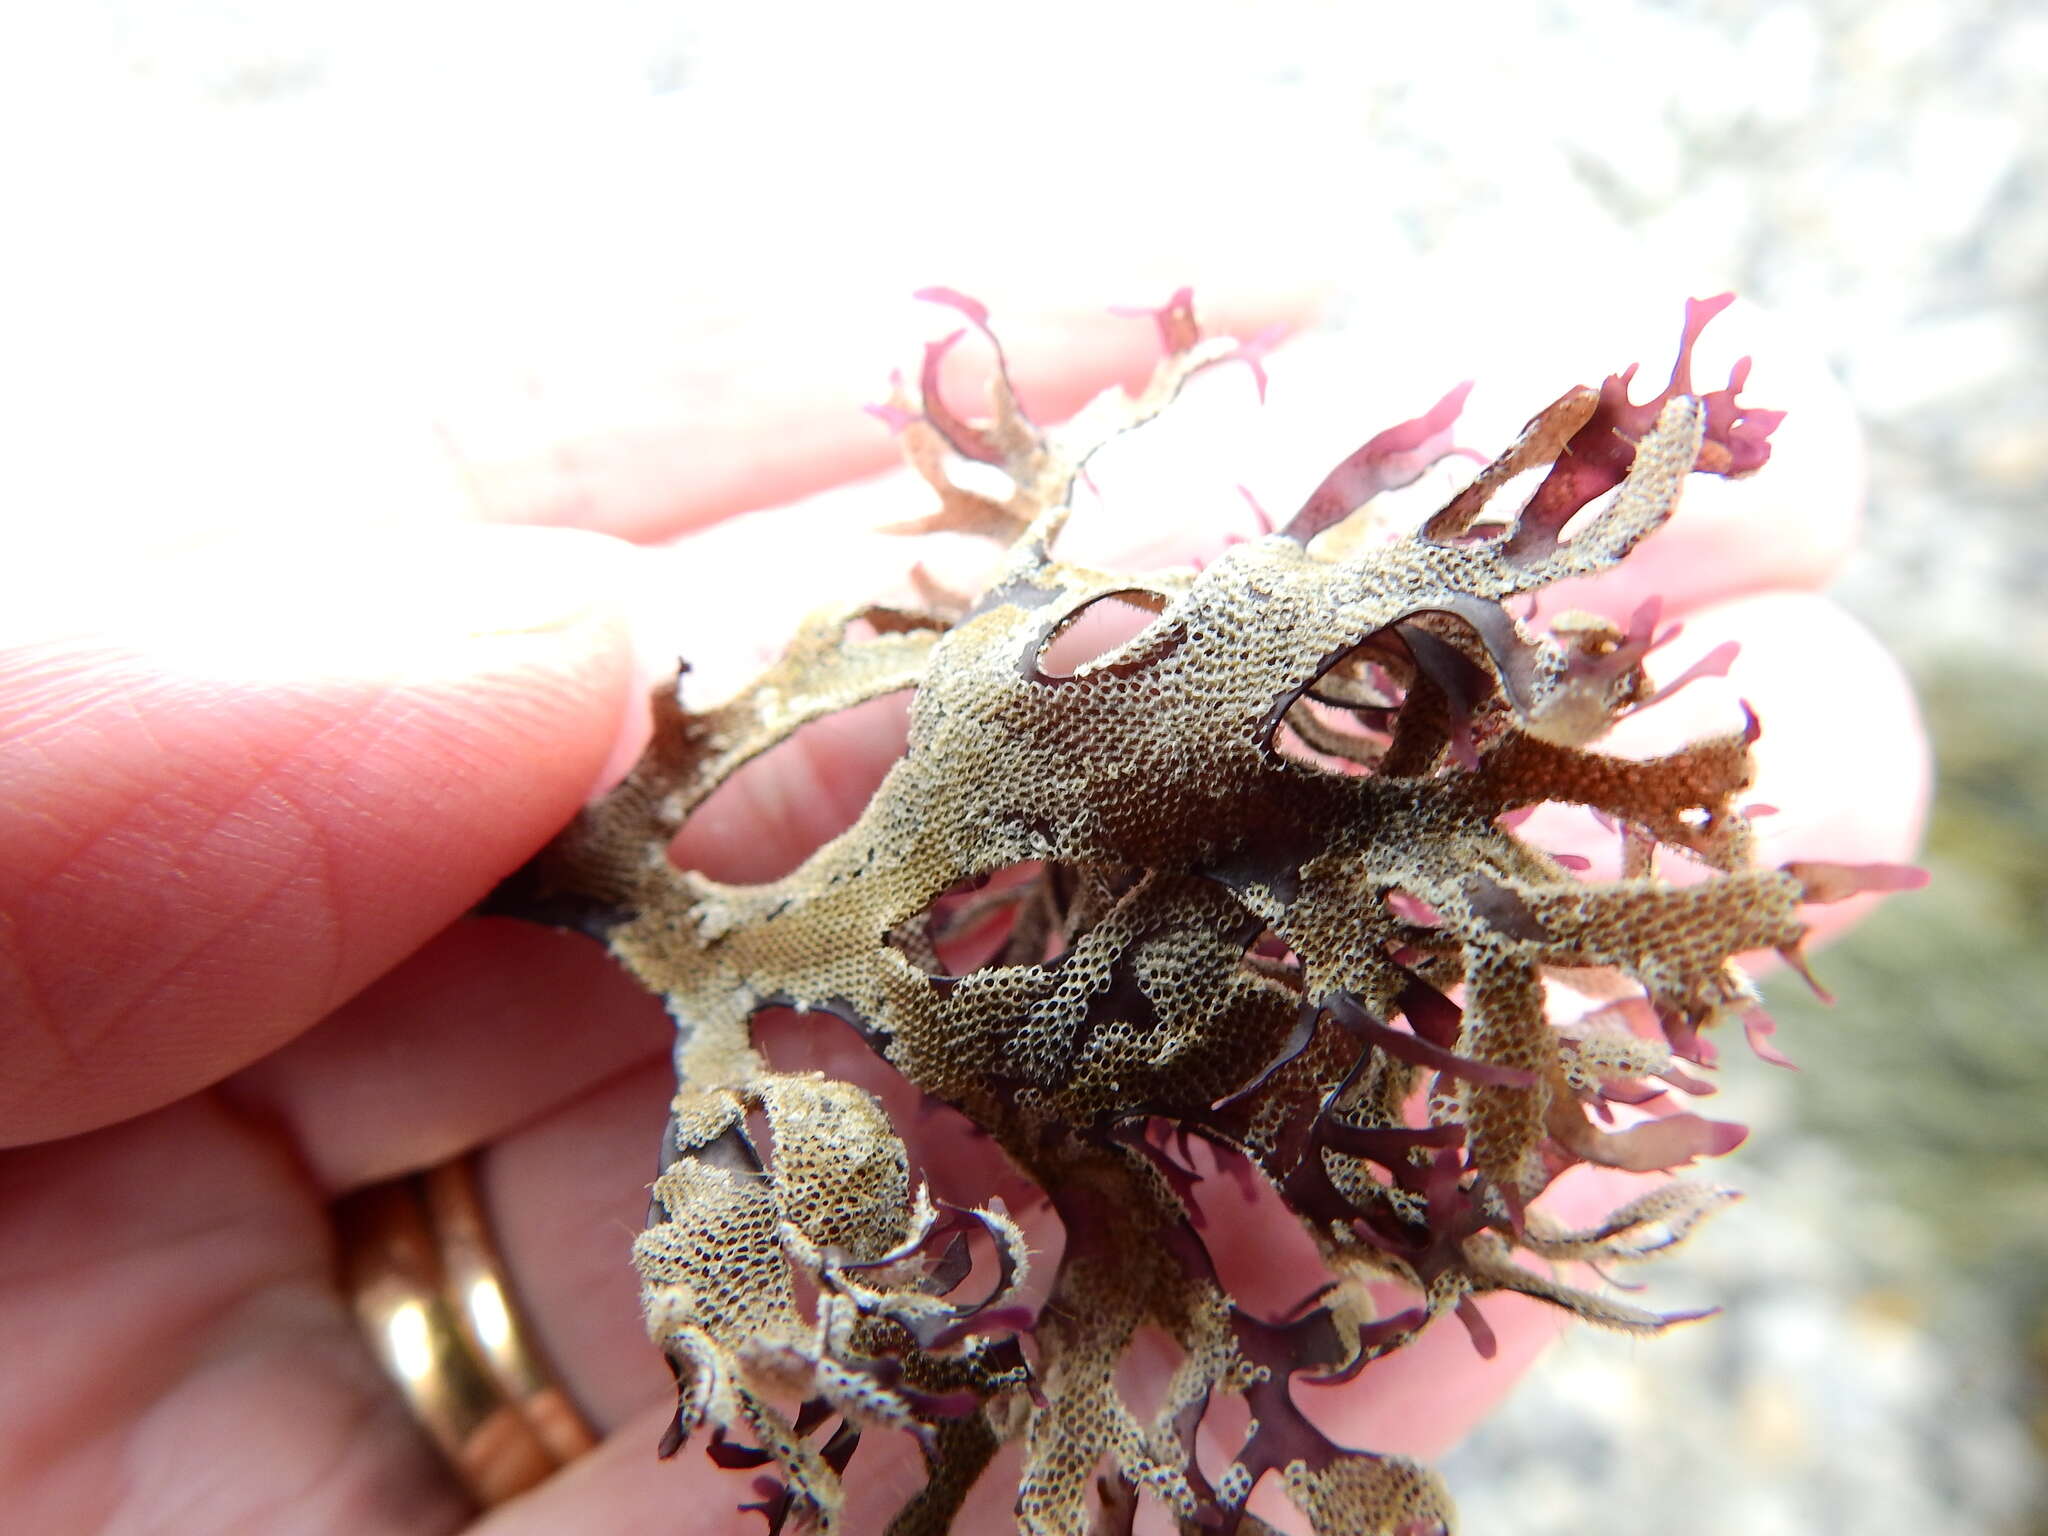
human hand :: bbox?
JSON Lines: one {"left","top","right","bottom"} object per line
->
{"left": 0, "top": 291, "right": 1926, "bottom": 1533}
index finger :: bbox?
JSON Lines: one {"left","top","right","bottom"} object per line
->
{"left": 448, "top": 287, "right": 1324, "bottom": 545}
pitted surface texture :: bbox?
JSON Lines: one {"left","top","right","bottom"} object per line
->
{"left": 501, "top": 292, "right": 1898, "bottom": 1535}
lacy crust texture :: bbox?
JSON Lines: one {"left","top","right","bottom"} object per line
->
{"left": 496, "top": 291, "right": 1911, "bottom": 1535}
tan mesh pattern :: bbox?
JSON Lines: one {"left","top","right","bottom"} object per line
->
{"left": 504, "top": 297, "right": 1844, "bottom": 1533}
{"left": 1283, "top": 1455, "right": 1457, "bottom": 1536}
{"left": 1456, "top": 953, "right": 1553, "bottom": 1196}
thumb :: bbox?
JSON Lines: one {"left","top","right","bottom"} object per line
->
{"left": 0, "top": 524, "right": 634, "bottom": 1147}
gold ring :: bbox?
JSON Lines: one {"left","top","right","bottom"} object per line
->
{"left": 332, "top": 1157, "right": 599, "bottom": 1506}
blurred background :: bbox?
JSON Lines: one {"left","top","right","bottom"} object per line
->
{"left": 4, "top": 2, "right": 2041, "bottom": 1531}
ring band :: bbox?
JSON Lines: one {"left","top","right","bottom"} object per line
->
{"left": 333, "top": 1157, "right": 598, "bottom": 1506}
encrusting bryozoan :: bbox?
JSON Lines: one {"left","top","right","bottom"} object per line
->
{"left": 493, "top": 289, "right": 1923, "bottom": 1535}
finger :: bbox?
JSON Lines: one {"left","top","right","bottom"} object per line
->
{"left": 476, "top": 1059, "right": 679, "bottom": 1433}
{"left": 9, "top": 100, "right": 1328, "bottom": 566}
{"left": 1300, "top": 1295, "right": 1572, "bottom": 1466}
{"left": 476, "top": 1399, "right": 1031, "bottom": 1536}
{"left": 665, "top": 692, "right": 916, "bottom": 883}
{"left": 1515, "top": 589, "right": 1931, "bottom": 953}
{"left": 0, "top": 525, "right": 634, "bottom": 1147}
{"left": 1448, "top": 294, "right": 1866, "bottom": 620}
{"left": 0, "top": 1096, "right": 465, "bottom": 1533}
{"left": 450, "top": 287, "right": 1324, "bottom": 546}
{"left": 221, "top": 919, "right": 672, "bottom": 1194}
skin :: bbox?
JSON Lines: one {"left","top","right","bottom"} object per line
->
{"left": 0, "top": 293, "right": 1927, "bottom": 1535}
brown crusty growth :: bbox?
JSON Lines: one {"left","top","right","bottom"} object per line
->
{"left": 497, "top": 290, "right": 1910, "bottom": 1535}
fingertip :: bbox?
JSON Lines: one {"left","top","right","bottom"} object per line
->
{"left": 1727, "top": 594, "right": 1930, "bottom": 948}
{"left": 1595, "top": 590, "right": 1931, "bottom": 949}
{"left": 1321, "top": 1293, "right": 1572, "bottom": 1464}
{"left": 1526, "top": 299, "right": 1866, "bottom": 620}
